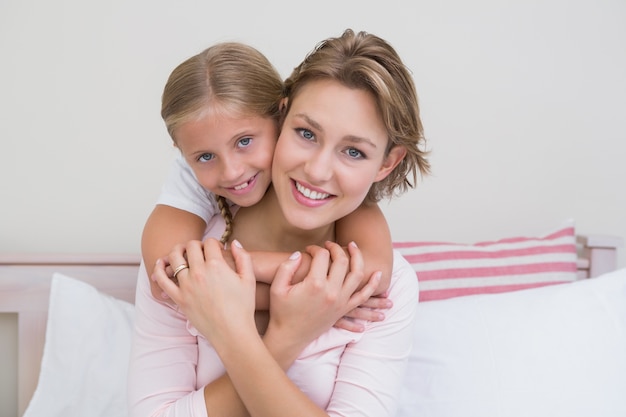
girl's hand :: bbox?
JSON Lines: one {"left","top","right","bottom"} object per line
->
{"left": 264, "top": 241, "right": 381, "bottom": 354}
{"left": 153, "top": 238, "right": 258, "bottom": 345}
{"left": 333, "top": 291, "right": 393, "bottom": 332}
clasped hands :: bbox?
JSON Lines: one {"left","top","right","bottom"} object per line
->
{"left": 152, "top": 238, "right": 392, "bottom": 346}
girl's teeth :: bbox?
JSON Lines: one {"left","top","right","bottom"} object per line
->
{"left": 234, "top": 181, "right": 249, "bottom": 191}
{"left": 296, "top": 182, "right": 330, "bottom": 200}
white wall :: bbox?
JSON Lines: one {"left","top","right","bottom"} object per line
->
{"left": 1, "top": 0, "right": 625, "bottom": 267}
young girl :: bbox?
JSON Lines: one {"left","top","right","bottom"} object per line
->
{"left": 129, "top": 29, "right": 430, "bottom": 416}
{"left": 142, "top": 42, "right": 397, "bottom": 317}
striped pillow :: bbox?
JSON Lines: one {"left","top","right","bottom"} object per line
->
{"left": 394, "top": 220, "right": 578, "bottom": 302}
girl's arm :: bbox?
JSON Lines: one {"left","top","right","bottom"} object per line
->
{"left": 227, "top": 202, "right": 392, "bottom": 293}
{"left": 223, "top": 249, "right": 391, "bottom": 325}
{"left": 145, "top": 204, "right": 390, "bottom": 320}
{"left": 141, "top": 205, "right": 306, "bottom": 310}
{"left": 141, "top": 208, "right": 356, "bottom": 314}
{"left": 335, "top": 202, "right": 393, "bottom": 295}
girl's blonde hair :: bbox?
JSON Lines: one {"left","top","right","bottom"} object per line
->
{"left": 284, "top": 29, "right": 430, "bottom": 203}
{"left": 161, "top": 42, "right": 284, "bottom": 243}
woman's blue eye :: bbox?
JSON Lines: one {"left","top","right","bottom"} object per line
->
{"left": 198, "top": 153, "right": 215, "bottom": 162}
{"left": 346, "top": 148, "right": 364, "bottom": 159}
{"left": 237, "top": 137, "right": 252, "bottom": 148}
{"left": 296, "top": 128, "right": 315, "bottom": 141}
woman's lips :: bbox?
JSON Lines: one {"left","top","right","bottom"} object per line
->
{"left": 291, "top": 180, "right": 334, "bottom": 207}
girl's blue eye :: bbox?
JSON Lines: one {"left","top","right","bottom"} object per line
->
{"left": 198, "top": 153, "right": 215, "bottom": 162}
{"left": 237, "top": 137, "right": 252, "bottom": 148}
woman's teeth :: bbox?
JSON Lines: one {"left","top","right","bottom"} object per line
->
{"left": 295, "top": 182, "right": 330, "bottom": 200}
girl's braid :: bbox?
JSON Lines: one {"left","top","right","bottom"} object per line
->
{"left": 216, "top": 195, "right": 233, "bottom": 245}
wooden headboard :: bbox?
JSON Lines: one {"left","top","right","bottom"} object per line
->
{"left": 0, "top": 253, "right": 140, "bottom": 417}
{"left": 0, "top": 234, "right": 622, "bottom": 416}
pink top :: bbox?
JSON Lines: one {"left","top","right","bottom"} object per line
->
{"left": 128, "top": 251, "right": 418, "bottom": 417}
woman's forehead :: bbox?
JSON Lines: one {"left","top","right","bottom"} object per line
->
{"left": 287, "top": 79, "right": 387, "bottom": 142}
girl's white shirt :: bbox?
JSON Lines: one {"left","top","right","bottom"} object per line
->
{"left": 155, "top": 154, "right": 218, "bottom": 223}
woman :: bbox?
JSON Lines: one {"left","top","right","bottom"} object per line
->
{"left": 129, "top": 28, "right": 429, "bottom": 417}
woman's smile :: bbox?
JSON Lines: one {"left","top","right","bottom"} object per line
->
{"left": 292, "top": 179, "right": 335, "bottom": 207}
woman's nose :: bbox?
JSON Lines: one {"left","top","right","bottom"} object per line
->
{"left": 303, "top": 150, "right": 333, "bottom": 183}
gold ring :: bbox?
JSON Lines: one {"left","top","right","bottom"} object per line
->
{"left": 172, "top": 263, "right": 189, "bottom": 279}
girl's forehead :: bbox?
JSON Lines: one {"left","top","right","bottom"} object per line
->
{"left": 175, "top": 110, "right": 277, "bottom": 150}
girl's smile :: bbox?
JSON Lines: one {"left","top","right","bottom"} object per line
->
{"left": 227, "top": 173, "right": 259, "bottom": 194}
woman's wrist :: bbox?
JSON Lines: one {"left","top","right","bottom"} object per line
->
{"left": 262, "top": 325, "right": 308, "bottom": 370}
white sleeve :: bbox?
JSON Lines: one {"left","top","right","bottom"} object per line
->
{"left": 156, "top": 154, "right": 218, "bottom": 224}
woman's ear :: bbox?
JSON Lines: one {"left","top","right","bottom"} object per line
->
{"left": 278, "top": 97, "right": 289, "bottom": 127}
{"left": 374, "top": 145, "right": 407, "bottom": 182}
{"left": 279, "top": 97, "right": 289, "bottom": 112}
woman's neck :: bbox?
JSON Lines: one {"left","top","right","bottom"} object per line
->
{"left": 230, "top": 185, "right": 335, "bottom": 253}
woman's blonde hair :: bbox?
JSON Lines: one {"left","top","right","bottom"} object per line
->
{"left": 161, "top": 42, "right": 284, "bottom": 243}
{"left": 283, "top": 29, "right": 430, "bottom": 203}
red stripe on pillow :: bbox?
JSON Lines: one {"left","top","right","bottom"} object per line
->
{"left": 402, "top": 244, "right": 576, "bottom": 263}
{"left": 418, "top": 281, "right": 566, "bottom": 302}
{"left": 415, "top": 262, "right": 578, "bottom": 281}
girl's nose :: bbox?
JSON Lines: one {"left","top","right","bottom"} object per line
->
{"left": 220, "top": 158, "right": 244, "bottom": 182}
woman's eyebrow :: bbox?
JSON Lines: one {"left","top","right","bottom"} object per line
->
{"left": 294, "top": 113, "right": 323, "bottom": 132}
{"left": 294, "top": 113, "right": 378, "bottom": 149}
{"left": 345, "top": 135, "right": 378, "bottom": 149}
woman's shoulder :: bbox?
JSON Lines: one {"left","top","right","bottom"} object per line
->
{"left": 389, "top": 250, "right": 419, "bottom": 302}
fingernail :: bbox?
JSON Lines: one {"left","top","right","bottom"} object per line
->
{"left": 349, "top": 241, "right": 358, "bottom": 248}
{"left": 232, "top": 239, "right": 243, "bottom": 248}
{"left": 151, "top": 274, "right": 156, "bottom": 282}
{"left": 161, "top": 292, "right": 169, "bottom": 299}
{"left": 289, "top": 251, "right": 301, "bottom": 260}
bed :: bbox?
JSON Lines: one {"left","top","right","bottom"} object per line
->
{"left": 0, "top": 254, "right": 140, "bottom": 417}
{"left": 1, "top": 222, "right": 625, "bottom": 417}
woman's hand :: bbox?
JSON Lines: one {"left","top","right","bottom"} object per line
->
{"left": 263, "top": 241, "right": 381, "bottom": 366}
{"left": 153, "top": 238, "right": 258, "bottom": 345}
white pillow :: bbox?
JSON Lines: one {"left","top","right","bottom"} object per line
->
{"left": 24, "top": 273, "right": 135, "bottom": 417}
{"left": 396, "top": 268, "right": 626, "bottom": 417}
